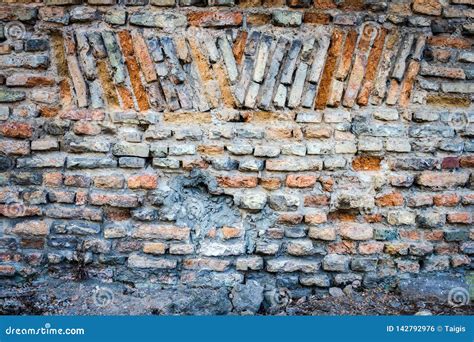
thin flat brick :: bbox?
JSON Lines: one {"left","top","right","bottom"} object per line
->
{"left": 96, "top": 59, "right": 120, "bottom": 108}
{"left": 118, "top": 31, "right": 150, "bottom": 111}
{"left": 357, "top": 27, "right": 387, "bottom": 106}
{"left": 335, "top": 29, "right": 357, "bottom": 81}
{"left": 315, "top": 28, "right": 344, "bottom": 109}
{"left": 131, "top": 31, "right": 158, "bottom": 83}
{"left": 342, "top": 24, "right": 377, "bottom": 108}
{"left": 398, "top": 60, "right": 420, "bottom": 107}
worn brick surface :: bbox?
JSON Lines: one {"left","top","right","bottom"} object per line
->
{"left": 0, "top": 0, "right": 472, "bottom": 315}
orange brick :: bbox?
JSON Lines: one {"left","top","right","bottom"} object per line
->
{"left": 427, "top": 36, "right": 472, "bottom": 49}
{"left": 232, "top": 30, "right": 248, "bottom": 64}
{"left": 128, "top": 174, "right": 158, "bottom": 190}
{"left": 217, "top": 176, "right": 258, "bottom": 188}
{"left": 319, "top": 176, "right": 334, "bottom": 192}
{"left": 197, "top": 144, "right": 225, "bottom": 155}
{"left": 328, "top": 241, "right": 356, "bottom": 254}
{"left": 424, "top": 230, "right": 444, "bottom": 241}
{"left": 359, "top": 241, "right": 384, "bottom": 254}
{"left": 304, "top": 195, "right": 330, "bottom": 207}
{"left": 364, "top": 214, "right": 383, "bottom": 223}
{"left": 335, "top": 29, "right": 357, "bottom": 81}
{"left": 259, "top": 177, "right": 281, "bottom": 190}
{"left": 315, "top": 28, "right": 344, "bottom": 109}
{"left": 221, "top": 226, "right": 242, "bottom": 239}
{"left": 447, "top": 212, "right": 472, "bottom": 224}
{"left": 246, "top": 13, "right": 270, "bottom": 25}
{"left": 399, "top": 229, "right": 420, "bottom": 241}
{"left": 303, "top": 11, "right": 331, "bottom": 24}
{"left": 118, "top": 31, "right": 150, "bottom": 112}
{"left": 375, "top": 192, "right": 404, "bottom": 207}
{"left": 43, "top": 172, "right": 63, "bottom": 187}
{"left": 304, "top": 212, "right": 327, "bottom": 225}
{"left": 277, "top": 214, "right": 303, "bottom": 225}
{"left": 433, "top": 193, "right": 460, "bottom": 207}
{"left": 460, "top": 156, "right": 474, "bottom": 168}
{"left": 357, "top": 28, "right": 387, "bottom": 106}
{"left": 352, "top": 156, "right": 382, "bottom": 171}
{"left": 286, "top": 175, "right": 317, "bottom": 188}
{"left": 0, "top": 122, "right": 33, "bottom": 139}
{"left": 131, "top": 31, "right": 157, "bottom": 83}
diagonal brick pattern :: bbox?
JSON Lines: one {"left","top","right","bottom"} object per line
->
{"left": 50, "top": 26, "right": 449, "bottom": 112}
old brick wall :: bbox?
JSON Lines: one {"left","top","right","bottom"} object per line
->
{"left": 0, "top": 0, "right": 473, "bottom": 314}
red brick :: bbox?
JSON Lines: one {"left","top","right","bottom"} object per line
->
{"left": 359, "top": 242, "right": 384, "bottom": 254}
{"left": 128, "top": 174, "right": 158, "bottom": 190}
{"left": 433, "top": 193, "right": 460, "bottom": 207}
{"left": 118, "top": 31, "right": 150, "bottom": 112}
{"left": 217, "top": 176, "right": 258, "bottom": 188}
{"left": 435, "top": 243, "right": 458, "bottom": 255}
{"left": 286, "top": 175, "right": 317, "bottom": 188}
{"left": 6, "top": 75, "right": 55, "bottom": 87}
{"left": 375, "top": 192, "right": 404, "bottom": 207}
{"left": 0, "top": 265, "right": 15, "bottom": 276}
{"left": 197, "top": 145, "right": 225, "bottom": 155}
{"left": 416, "top": 171, "right": 469, "bottom": 189}
{"left": 94, "top": 175, "right": 124, "bottom": 189}
{"left": 304, "top": 195, "right": 330, "bottom": 207}
{"left": 131, "top": 31, "right": 157, "bottom": 83}
{"left": 424, "top": 230, "right": 444, "bottom": 241}
{"left": 43, "top": 172, "right": 63, "bottom": 187}
{"left": 60, "top": 109, "right": 105, "bottom": 121}
{"left": 447, "top": 212, "right": 472, "bottom": 224}
{"left": 442, "top": 157, "right": 460, "bottom": 169}
{"left": 277, "top": 214, "right": 303, "bottom": 225}
{"left": 64, "top": 175, "right": 91, "bottom": 188}
{"left": 0, "top": 122, "right": 33, "bottom": 139}
{"left": 328, "top": 241, "right": 356, "bottom": 254}
{"left": 328, "top": 211, "right": 356, "bottom": 222}
{"left": 73, "top": 121, "right": 101, "bottom": 135}
{"left": 304, "top": 212, "right": 327, "bottom": 225}
{"left": 364, "top": 214, "right": 383, "bottom": 223}
{"left": 451, "top": 255, "right": 470, "bottom": 268}
{"left": 319, "top": 176, "right": 334, "bottom": 192}
{"left": 399, "top": 229, "right": 420, "bottom": 241}
{"left": 412, "top": 0, "right": 441, "bottom": 15}
{"left": 462, "top": 194, "right": 474, "bottom": 205}
{"left": 427, "top": 36, "right": 472, "bottom": 49}
{"left": 232, "top": 30, "right": 247, "bottom": 65}
{"left": 76, "top": 191, "right": 88, "bottom": 206}
{"left": 303, "top": 11, "right": 331, "bottom": 24}
{"left": 315, "top": 28, "right": 344, "bottom": 109}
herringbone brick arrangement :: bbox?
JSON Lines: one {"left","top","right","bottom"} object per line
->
{"left": 0, "top": 0, "right": 472, "bottom": 314}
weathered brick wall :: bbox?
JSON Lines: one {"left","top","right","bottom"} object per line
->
{"left": 0, "top": 0, "right": 473, "bottom": 314}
